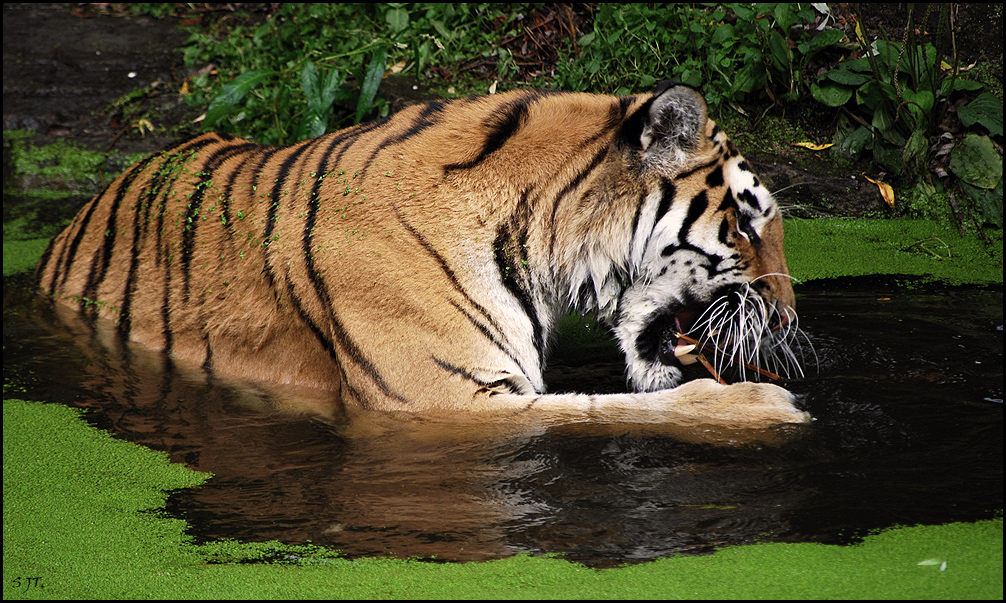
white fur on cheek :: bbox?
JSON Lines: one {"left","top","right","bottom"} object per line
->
{"left": 612, "top": 278, "right": 684, "bottom": 392}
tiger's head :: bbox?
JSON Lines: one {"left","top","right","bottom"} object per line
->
{"left": 572, "top": 83, "right": 801, "bottom": 393}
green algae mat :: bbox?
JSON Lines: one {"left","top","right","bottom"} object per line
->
{"left": 783, "top": 217, "right": 1003, "bottom": 285}
{"left": 4, "top": 218, "right": 1003, "bottom": 599}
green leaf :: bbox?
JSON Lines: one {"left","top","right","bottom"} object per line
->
{"left": 839, "top": 57, "right": 874, "bottom": 73}
{"left": 826, "top": 68, "right": 870, "bottom": 86}
{"left": 961, "top": 180, "right": 1003, "bottom": 227}
{"left": 811, "top": 82, "right": 853, "bottom": 107}
{"left": 957, "top": 92, "right": 1003, "bottom": 137}
{"left": 431, "top": 20, "right": 451, "bottom": 41}
{"left": 856, "top": 80, "right": 897, "bottom": 112}
{"left": 767, "top": 30, "right": 791, "bottom": 72}
{"left": 320, "top": 67, "right": 345, "bottom": 106}
{"left": 204, "top": 69, "right": 278, "bottom": 129}
{"left": 385, "top": 7, "right": 409, "bottom": 34}
{"left": 903, "top": 89, "right": 934, "bottom": 113}
{"left": 872, "top": 40, "right": 902, "bottom": 69}
{"left": 941, "top": 77, "right": 984, "bottom": 97}
{"left": 901, "top": 128, "right": 928, "bottom": 171}
{"left": 356, "top": 49, "right": 387, "bottom": 124}
{"left": 872, "top": 106, "right": 905, "bottom": 145}
{"left": 873, "top": 142, "right": 904, "bottom": 175}
{"left": 950, "top": 134, "right": 1003, "bottom": 189}
{"left": 808, "top": 28, "right": 846, "bottom": 52}
{"left": 731, "top": 4, "right": 755, "bottom": 20}
{"left": 773, "top": 3, "right": 798, "bottom": 32}
{"left": 297, "top": 62, "right": 345, "bottom": 141}
{"left": 711, "top": 23, "right": 736, "bottom": 45}
{"left": 300, "top": 62, "right": 320, "bottom": 110}
{"left": 901, "top": 89, "right": 934, "bottom": 126}
{"left": 299, "top": 114, "right": 326, "bottom": 141}
{"left": 838, "top": 125, "right": 873, "bottom": 156}
{"left": 639, "top": 74, "right": 657, "bottom": 89}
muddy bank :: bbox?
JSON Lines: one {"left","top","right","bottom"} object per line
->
{"left": 3, "top": 3, "right": 192, "bottom": 156}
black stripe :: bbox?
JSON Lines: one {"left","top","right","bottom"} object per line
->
{"left": 234, "top": 147, "right": 283, "bottom": 291}
{"left": 299, "top": 273, "right": 410, "bottom": 406}
{"left": 154, "top": 138, "right": 222, "bottom": 351}
{"left": 392, "top": 206, "right": 539, "bottom": 376}
{"left": 114, "top": 147, "right": 188, "bottom": 333}
{"left": 34, "top": 237, "right": 57, "bottom": 284}
{"left": 49, "top": 193, "right": 102, "bottom": 293}
{"left": 263, "top": 140, "right": 319, "bottom": 244}
{"left": 287, "top": 175, "right": 412, "bottom": 405}
{"left": 394, "top": 208, "right": 505, "bottom": 329}
{"left": 444, "top": 93, "right": 538, "bottom": 172}
{"left": 737, "top": 188, "right": 763, "bottom": 213}
{"left": 547, "top": 146, "right": 609, "bottom": 257}
{"left": 494, "top": 223, "right": 543, "bottom": 356}
{"left": 289, "top": 127, "right": 414, "bottom": 407}
{"left": 673, "top": 157, "right": 719, "bottom": 181}
{"left": 303, "top": 131, "right": 362, "bottom": 254}
{"left": 616, "top": 96, "right": 656, "bottom": 149}
{"left": 628, "top": 190, "right": 648, "bottom": 248}
{"left": 447, "top": 300, "right": 531, "bottom": 377}
{"left": 88, "top": 157, "right": 160, "bottom": 287}
{"left": 432, "top": 357, "right": 525, "bottom": 395}
{"left": 718, "top": 215, "right": 732, "bottom": 246}
{"left": 48, "top": 147, "right": 160, "bottom": 294}
{"left": 358, "top": 100, "right": 446, "bottom": 179}
{"left": 218, "top": 151, "right": 255, "bottom": 235}
{"left": 179, "top": 142, "right": 259, "bottom": 302}
{"left": 131, "top": 135, "right": 220, "bottom": 349}
{"left": 635, "top": 180, "right": 675, "bottom": 262}
{"left": 613, "top": 95, "right": 636, "bottom": 127}
{"left": 717, "top": 189, "right": 738, "bottom": 212}
{"left": 654, "top": 179, "right": 676, "bottom": 224}
{"left": 318, "top": 117, "right": 392, "bottom": 181}
{"left": 677, "top": 190, "right": 709, "bottom": 243}
{"left": 705, "top": 165, "right": 724, "bottom": 188}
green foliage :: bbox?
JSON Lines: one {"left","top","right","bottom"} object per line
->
{"left": 811, "top": 6, "right": 1002, "bottom": 228}
{"left": 174, "top": 4, "right": 847, "bottom": 144}
{"left": 174, "top": 3, "right": 535, "bottom": 145}
{"left": 950, "top": 133, "right": 1004, "bottom": 226}
{"left": 552, "top": 4, "right": 845, "bottom": 110}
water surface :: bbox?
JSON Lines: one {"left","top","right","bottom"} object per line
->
{"left": 3, "top": 273, "right": 1002, "bottom": 566}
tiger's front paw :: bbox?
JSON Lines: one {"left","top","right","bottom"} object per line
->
{"left": 670, "top": 378, "right": 811, "bottom": 426}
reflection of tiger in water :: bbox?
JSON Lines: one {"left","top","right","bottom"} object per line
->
{"left": 37, "top": 82, "right": 810, "bottom": 426}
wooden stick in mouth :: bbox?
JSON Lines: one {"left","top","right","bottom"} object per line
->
{"left": 674, "top": 332, "right": 784, "bottom": 382}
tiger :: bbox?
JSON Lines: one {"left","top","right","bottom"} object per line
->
{"left": 36, "top": 81, "right": 810, "bottom": 427}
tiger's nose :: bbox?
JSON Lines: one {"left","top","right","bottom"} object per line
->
{"left": 769, "top": 300, "right": 793, "bottom": 333}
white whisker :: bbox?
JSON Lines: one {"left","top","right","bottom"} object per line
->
{"left": 684, "top": 282, "right": 816, "bottom": 382}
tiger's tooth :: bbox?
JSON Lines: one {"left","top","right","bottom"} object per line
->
{"left": 674, "top": 343, "right": 699, "bottom": 365}
{"left": 674, "top": 343, "right": 696, "bottom": 357}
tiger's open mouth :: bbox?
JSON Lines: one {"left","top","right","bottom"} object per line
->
{"left": 637, "top": 306, "right": 702, "bottom": 368}
{"left": 655, "top": 310, "right": 700, "bottom": 366}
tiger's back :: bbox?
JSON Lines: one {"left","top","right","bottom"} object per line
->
{"left": 38, "top": 85, "right": 810, "bottom": 425}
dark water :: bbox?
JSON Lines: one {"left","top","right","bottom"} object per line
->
{"left": 3, "top": 271, "right": 1002, "bottom": 566}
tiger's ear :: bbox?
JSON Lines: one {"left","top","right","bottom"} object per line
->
{"left": 639, "top": 83, "right": 708, "bottom": 169}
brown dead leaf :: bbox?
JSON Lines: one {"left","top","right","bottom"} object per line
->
{"left": 864, "top": 174, "right": 895, "bottom": 208}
